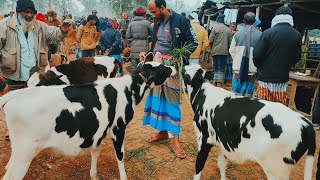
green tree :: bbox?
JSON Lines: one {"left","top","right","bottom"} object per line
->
{"left": 103, "top": 0, "right": 147, "bottom": 17}
{"left": 309, "top": 29, "right": 320, "bottom": 38}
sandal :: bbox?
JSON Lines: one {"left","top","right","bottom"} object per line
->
{"left": 146, "top": 133, "right": 169, "bottom": 143}
{"left": 172, "top": 146, "right": 187, "bottom": 159}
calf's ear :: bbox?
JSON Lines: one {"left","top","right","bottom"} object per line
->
{"left": 204, "top": 71, "right": 214, "bottom": 81}
{"left": 39, "top": 73, "right": 49, "bottom": 81}
{"left": 146, "top": 52, "right": 154, "bottom": 62}
{"left": 53, "top": 75, "right": 64, "bottom": 80}
{"left": 29, "top": 66, "right": 39, "bottom": 77}
{"left": 184, "top": 75, "right": 192, "bottom": 85}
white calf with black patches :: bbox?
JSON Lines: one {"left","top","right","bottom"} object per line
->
{"left": 183, "top": 65, "right": 315, "bottom": 180}
{"left": 27, "top": 56, "right": 122, "bottom": 87}
{"left": 1, "top": 62, "right": 176, "bottom": 180}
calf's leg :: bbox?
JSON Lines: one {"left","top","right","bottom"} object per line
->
{"left": 5, "top": 156, "right": 12, "bottom": 170}
{"left": 217, "top": 152, "right": 227, "bottom": 180}
{"left": 258, "top": 157, "right": 292, "bottom": 180}
{"left": 112, "top": 120, "right": 127, "bottom": 180}
{"left": 90, "top": 147, "right": 101, "bottom": 180}
{"left": 3, "top": 142, "right": 38, "bottom": 180}
{"left": 194, "top": 136, "right": 213, "bottom": 180}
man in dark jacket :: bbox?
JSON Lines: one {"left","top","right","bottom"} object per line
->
{"left": 142, "top": 0, "right": 198, "bottom": 160}
{"left": 126, "top": 6, "right": 152, "bottom": 67}
{"left": 149, "top": 0, "right": 198, "bottom": 65}
{"left": 253, "top": 5, "right": 302, "bottom": 105}
{"left": 313, "top": 83, "right": 319, "bottom": 125}
{"left": 314, "top": 82, "right": 320, "bottom": 179}
{"left": 99, "top": 17, "right": 107, "bottom": 31}
{"left": 98, "top": 22, "right": 122, "bottom": 62}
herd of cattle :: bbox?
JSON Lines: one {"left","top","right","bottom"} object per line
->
{"left": 0, "top": 56, "right": 316, "bottom": 180}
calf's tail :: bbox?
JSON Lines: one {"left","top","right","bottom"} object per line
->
{"left": 0, "top": 88, "right": 27, "bottom": 107}
{"left": 303, "top": 124, "right": 316, "bottom": 180}
{"left": 114, "top": 59, "right": 123, "bottom": 75}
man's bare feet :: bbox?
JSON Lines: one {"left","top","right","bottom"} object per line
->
{"left": 146, "top": 132, "right": 168, "bottom": 143}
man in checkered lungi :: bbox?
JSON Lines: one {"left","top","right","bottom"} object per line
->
{"left": 209, "top": 13, "right": 231, "bottom": 87}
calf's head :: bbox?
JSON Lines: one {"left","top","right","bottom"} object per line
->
{"left": 36, "top": 71, "right": 65, "bottom": 86}
{"left": 183, "top": 65, "right": 212, "bottom": 92}
{"left": 140, "top": 62, "right": 176, "bottom": 88}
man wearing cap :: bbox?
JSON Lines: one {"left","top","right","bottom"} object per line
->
{"left": 45, "top": 9, "right": 62, "bottom": 61}
{"left": 126, "top": 6, "right": 152, "bottom": 67}
{"left": 46, "top": 9, "right": 61, "bottom": 27}
{"left": 0, "top": 0, "right": 71, "bottom": 90}
{"left": 119, "top": 12, "right": 130, "bottom": 47}
{"left": 77, "top": 15, "right": 98, "bottom": 57}
{"left": 188, "top": 12, "right": 209, "bottom": 65}
{"left": 65, "top": 14, "right": 77, "bottom": 29}
{"left": 209, "top": 13, "right": 231, "bottom": 87}
{"left": 92, "top": 10, "right": 100, "bottom": 32}
{"left": 253, "top": 5, "right": 302, "bottom": 105}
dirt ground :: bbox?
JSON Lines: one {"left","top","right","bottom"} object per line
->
{"left": 0, "top": 62, "right": 319, "bottom": 180}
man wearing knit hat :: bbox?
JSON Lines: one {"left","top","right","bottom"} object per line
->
{"left": 0, "top": 0, "right": 71, "bottom": 90}
{"left": 253, "top": 5, "right": 302, "bottom": 105}
{"left": 209, "top": 13, "right": 231, "bottom": 87}
{"left": 126, "top": 6, "right": 152, "bottom": 67}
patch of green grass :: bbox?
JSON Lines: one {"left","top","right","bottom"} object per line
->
{"left": 125, "top": 146, "right": 157, "bottom": 179}
{"left": 183, "top": 142, "right": 198, "bottom": 157}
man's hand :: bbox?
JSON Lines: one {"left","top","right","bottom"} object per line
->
{"left": 139, "top": 52, "right": 146, "bottom": 61}
{"left": 60, "top": 19, "right": 72, "bottom": 33}
{"left": 105, "top": 49, "right": 109, "bottom": 56}
{"left": 173, "top": 58, "right": 180, "bottom": 63}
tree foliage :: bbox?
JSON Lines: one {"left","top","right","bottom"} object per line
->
{"left": 71, "top": 0, "right": 149, "bottom": 18}
{"left": 309, "top": 29, "right": 320, "bottom": 38}
{"left": 0, "top": 0, "right": 76, "bottom": 16}
{"left": 0, "top": 0, "right": 189, "bottom": 18}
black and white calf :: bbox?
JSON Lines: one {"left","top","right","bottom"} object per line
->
{"left": 183, "top": 65, "right": 316, "bottom": 180}
{"left": 27, "top": 56, "right": 123, "bottom": 87}
{"left": 1, "top": 62, "right": 176, "bottom": 180}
